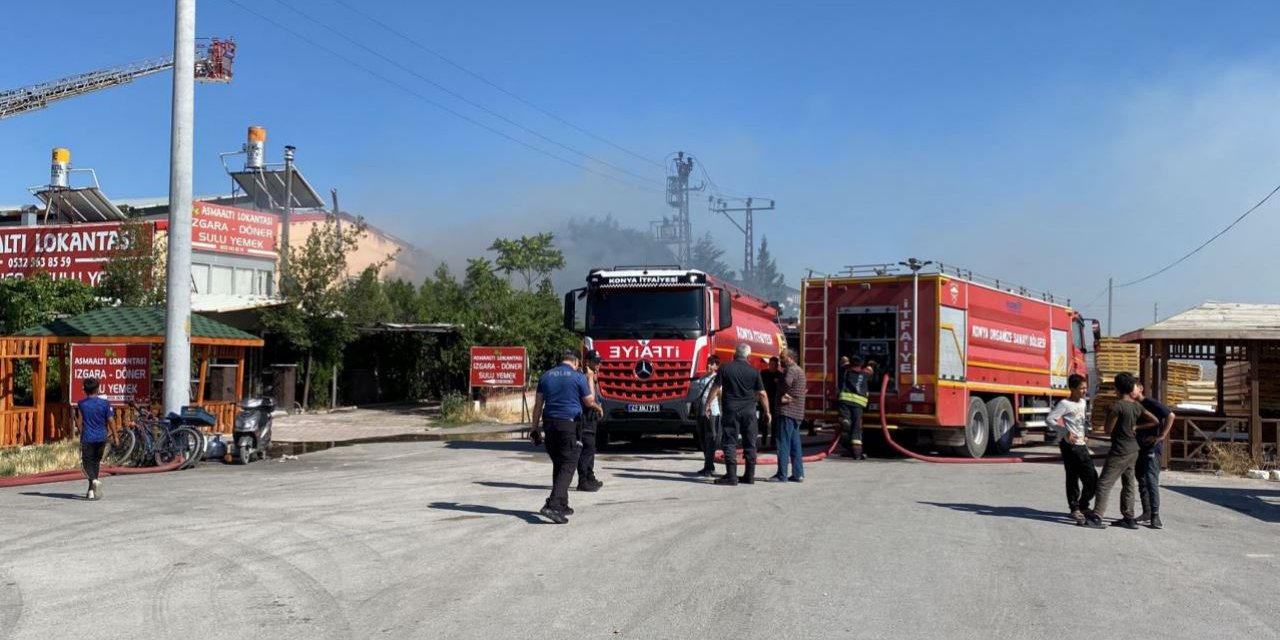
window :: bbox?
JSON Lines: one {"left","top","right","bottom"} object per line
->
{"left": 586, "top": 288, "right": 705, "bottom": 338}
{"left": 234, "top": 268, "right": 253, "bottom": 295}
{"left": 209, "top": 265, "right": 234, "bottom": 294}
{"left": 255, "top": 270, "right": 274, "bottom": 296}
{"left": 191, "top": 264, "right": 210, "bottom": 294}
{"left": 1072, "top": 319, "right": 1085, "bottom": 351}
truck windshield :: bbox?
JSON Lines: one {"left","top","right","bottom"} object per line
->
{"left": 587, "top": 288, "right": 705, "bottom": 338}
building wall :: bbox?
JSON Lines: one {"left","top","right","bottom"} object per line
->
{"left": 288, "top": 213, "right": 428, "bottom": 281}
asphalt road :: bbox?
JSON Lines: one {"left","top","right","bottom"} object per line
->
{"left": 1, "top": 440, "right": 1277, "bottom": 639}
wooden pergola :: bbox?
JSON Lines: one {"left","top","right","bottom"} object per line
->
{"left": 1120, "top": 302, "right": 1280, "bottom": 468}
{"left": 1, "top": 306, "right": 263, "bottom": 448}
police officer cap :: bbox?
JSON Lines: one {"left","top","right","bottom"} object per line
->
{"left": 585, "top": 350, "right": 602, "bottom": 364}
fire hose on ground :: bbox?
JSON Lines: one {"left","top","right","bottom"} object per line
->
{"left": 0, "top": 456, "right": 185, "bottom": 489}
{"left": 717, "top": 374, "right": 1104, "bottom": 466}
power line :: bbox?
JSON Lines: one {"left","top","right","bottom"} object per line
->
{"left": 330, "top": 0, "right": 667, "bottom": 171}
{"left": 1116, "top": 180, "right": 1280, "bottom": 288}
{"left": 267, "top": 0, "right": 663, "bottom": 188}
{"left": 223, "top": 0, "right": 661, "bottom": 193}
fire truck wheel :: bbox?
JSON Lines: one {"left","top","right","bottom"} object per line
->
{"left": 962, "top": 397, "right": 989, "bottom": 458}
{"left": 985, "top": 396, "right": 1016, "bottom": 455}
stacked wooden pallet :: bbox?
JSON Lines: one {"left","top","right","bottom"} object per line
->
{"left": 1090, "top": 338, "right": 1141, "bottom": 430}
{"left": 1163, "top": 361, "right": 1203, "bottom": 405}
{"left": 1218, "top": 359, "right": 1280, "bottom": 416}
{"left": 1184, "top": 380, "right": 1217, "bottom": 406}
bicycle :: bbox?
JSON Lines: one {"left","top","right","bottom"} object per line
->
{"left": 117, "top": 402, "right": 203, "bottom": 469}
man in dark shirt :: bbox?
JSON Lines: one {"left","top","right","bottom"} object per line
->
{"left": 707, "top": 343, "right": 772, "bottom": 486}
{"left": 1092, "top": 372, "right": 1158, "bottom": 529}
{"left": 530, "top": 350, "right": 602, "bottom": 524}
{"left": 576, "top": 350, "right": 604, "bottom": 493}
{"left": 759, "top": 357, "right": 783, "bottom": 449}
{"left": 77, "top": 378, "right": 112, "bottom": 501}
{"left": 1133, "top": 382, "right": 1175, "bottom": 529}
{"left": 770, "top": 349, "right": 808, "bottom": 482}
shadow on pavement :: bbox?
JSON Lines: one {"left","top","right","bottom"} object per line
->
{"left": 1165, "top": 485, "right": 1280, "bottom": 524}
{"left": 445, "top": 440, "right": 540, "bottom": 452}
{"left": 612, "top": 472, "right": 709, "bottom": 485}
{"left": 918, "top": 502, "right": 1075, "bottom": 525}
{"left": 19, "top": 492, "right": 85, "bottom": 501}
{"left": 606, "top": 467, "right": 702, "bottom": 477}
{"left": 474, "top": 481, "right": 551, "bottom": 491}
{"left": 429, "top": 501, "right": 547, "bottom": 524}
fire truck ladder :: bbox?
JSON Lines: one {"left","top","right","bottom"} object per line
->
{"left": 0, "top": 38, "right": 235, "bottom": 120}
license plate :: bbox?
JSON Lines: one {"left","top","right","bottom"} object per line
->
{"left": 627, "top": 404, "right": 660, "bottom": 413}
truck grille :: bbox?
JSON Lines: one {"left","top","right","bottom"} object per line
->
{"left": 598, "top": 360, "right": 692, "bottom": 402}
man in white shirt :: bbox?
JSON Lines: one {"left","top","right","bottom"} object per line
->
{"left": 696, "top": 355, "right": 722, "bottom": 477}
{"left": 1045, "top": 373, "right": 1103, "bottom": 528}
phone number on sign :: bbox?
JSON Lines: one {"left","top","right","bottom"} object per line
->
{"left": 6, "top": 256, "right": 74, "bottom": 269}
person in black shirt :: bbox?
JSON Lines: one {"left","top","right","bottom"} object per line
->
{"left": 1132, "top": 382, "right": 1175, "bottom": 529}
{"left": 1093, "top": 372, "right": 1158, "bottom": 529}
{"left": 759, "top": 357, "right": 783, "bottom": 449}
{"left": 707, "top": 343, "right": 772, "bottom": 486}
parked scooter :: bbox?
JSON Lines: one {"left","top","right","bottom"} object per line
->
{"left": 232, "top": 394, "right": 276, "bottom": 464}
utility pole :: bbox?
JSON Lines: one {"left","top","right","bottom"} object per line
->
{"left": 662, "top": 152, "right": 702, "bottom": 265}
{"left": 1154, "top": 302, "right": 1158, "bottom": 324}
{"left": 1107, "top": 277, "right": 1113, "bottom": 337}
{"left": 709, "top": 196, "right": 776, "bottom": 286}
{"left": 280, "top": 144, "right": 295, "bottom": 292}
{"left": 163, "top": 0, "right": 195, "bottom": 415}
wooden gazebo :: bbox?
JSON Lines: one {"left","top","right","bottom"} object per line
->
{"left": 1120, "top": 302, "right": 1280, "bottom": 468}
{"left": 0, "top": 306, "right": 263, "bottom": 448}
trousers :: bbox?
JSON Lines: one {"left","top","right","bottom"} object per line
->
{"left": 577, "top": 417, "right": 598, "bottom": 480}
{"left": 82, "top": 441, "right": 106, "bottom": 485}
{"left": 839, "top": 402, "right": 864, "bottom": 452}
{"left": 1093, "top": 450, "right": 1139, "bottom": 520}
{"left": 721, "top": 406, "right": 758, "bottom": 465}
{"left": 542, "top": 418, "right": 581, "bottom": 510}
{"left": 697, "top": 414, "right": 722, "bottom": 469}
{"left": 1137, "top": 442, "right": 1162, "bottom": 516}
{"left": 1058, "top": 441, "right": 1098, "bottom": 513}
{"left": 775, "top": 416, "right": 804, "bottom": 479}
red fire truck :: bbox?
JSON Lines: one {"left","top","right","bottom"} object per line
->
{"left": 802, "top": 260, "right": 1099, "bottom": 458}
{"left": 563, "top": 267, "right": 783, "bottom": 445}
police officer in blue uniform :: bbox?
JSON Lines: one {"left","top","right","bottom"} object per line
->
{"left": 530, "top": 349, "right": 602, "bottom": 524}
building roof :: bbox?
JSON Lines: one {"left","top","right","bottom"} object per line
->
{"left": 192, "top": 294, "right": 285, "bottom": 314}
{"left": 16, "top": 306, "right": 262, "bottom": 346}
{"left": 1119, "top": 302, "right": 1280, "bottom": 342}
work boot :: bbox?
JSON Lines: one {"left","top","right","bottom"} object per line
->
{"left": 1112, "top": 517, "right": 1140, "bottom": 530}
{"left": 715, "top": 463, "right": 739, "bottom": 485}
{"left": 852, "top": 445, "right": 865, "bottom": 460}
{"left": 577, "top": 477, "right": 602, "bottom": 492}
{"left": 696, "top": 466, "right": 716, "bottom": 478}
{"left": 739, "top": 462, "right": 755, "bottom": 485}
{"left": 539, "top": 506, "right": 568, "bottom": 524}
{"left": 1149, "top": 515, "right": 1164, "bottom": 530}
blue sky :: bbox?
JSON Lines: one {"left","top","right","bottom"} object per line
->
{"left": 4, "top": 1, "right": 1280, "bottom": 332}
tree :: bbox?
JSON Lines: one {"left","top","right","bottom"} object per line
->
{"left": 689, "top": 232, "right": 736, "bottom": 280}
{"left": 747, "top": 235, "right": 787, "bottom": 303}
{"left": 488, "top": 232, "right": 565, "bottom": 291}
{"left": 343, "top": 265, "right": 393, "bottom": 327}
{"left": 0, "top": 274, "right": 101, "bottom": 334}
{"left": 97, "top": 219, "right": 166, "bottom": 306}
{"left": 383, "top": 279, "right": 422, "bottom": 322}
{"left": 262, "top": 213, "right": 380, "bottom": 409}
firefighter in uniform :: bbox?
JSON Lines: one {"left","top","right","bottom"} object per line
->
{"left": 576, "top": 350, "right": 604, "bottom": 492}
{"left": 838, "top": 355, "right": 871, "bottom": 460}
{"left": 530, "top": 349, "right": 601, "bottom": 524}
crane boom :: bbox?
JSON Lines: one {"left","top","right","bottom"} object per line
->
{"left": 0, "top": 38, "right": 235, "bottom": 120}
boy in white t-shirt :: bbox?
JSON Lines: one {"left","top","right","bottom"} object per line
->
{"left": 1046, "top": 374, "right": 1102, "bottom": 528}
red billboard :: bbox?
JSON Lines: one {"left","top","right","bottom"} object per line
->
{"left": 470, "top": 347, "right": 528, "bottom": 387}
{"left": 192, "top": 202, "right": 278, "bottom": 259}
{"left": 0, "top": 221, "right": 136, "bottom": 285}
{"left": 69, "top": 344, "right": 152, "bottom": 405}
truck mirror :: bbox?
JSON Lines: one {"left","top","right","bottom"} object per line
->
{"left": 718, "top": 287, "right": 734, "bottom": 331}
{"left": 563, "top": 291, "right": 577, "bottom": 332}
